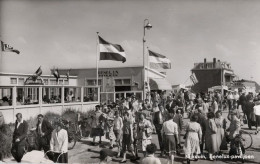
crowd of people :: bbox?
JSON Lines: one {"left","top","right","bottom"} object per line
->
{"left": 85, "top": 89, "right": 260, "bottom": 164}
{"left": 3, "top": 88, "right": 260, "bottom": 164}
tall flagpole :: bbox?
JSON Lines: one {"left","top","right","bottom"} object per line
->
{"left": 96, "top": 32, "right": 99, "bottom": 87}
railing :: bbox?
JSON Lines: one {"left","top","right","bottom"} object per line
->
{"left": 0, "top": 85, "right": 100, "bottom": 123}
{"left": 100, "top": 91, "right": 143, "bottom": 104}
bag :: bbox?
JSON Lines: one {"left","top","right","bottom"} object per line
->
{"left": 243, "top": 115, "right": 247, "bottom": 124}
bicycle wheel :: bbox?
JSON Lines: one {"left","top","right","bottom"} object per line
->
{"left": 240, "top": 130, "right": 253, "bottom": 149}
{"left": 68, "top": 133, "right": 77, "bottom": 150}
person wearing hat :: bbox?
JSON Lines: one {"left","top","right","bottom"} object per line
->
{"left": 99, "top": 148, "right": 114, "bottom": 164}
{"left": 50, "top": 121, "right": 68, "bottom": 163}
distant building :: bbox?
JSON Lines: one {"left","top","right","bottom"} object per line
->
{"left": 232, "top": 79, "right": 259, "bottom": 94}
{"left": 191, "top": 58, "right": 236, "bottom": 93}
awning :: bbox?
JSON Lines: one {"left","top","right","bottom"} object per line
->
{"left": 149, "top": 78, "right": 172, "bottom": 90}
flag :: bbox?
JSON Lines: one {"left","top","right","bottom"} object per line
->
{"left": 190, "top": 73, "right": 198, "bottom": 85}
{"left": 148, "top": 50, "right": 171, "bottom": 69}
{"left": 98, "top": 36, "right": 126, "bottom": 63}
{"left": 66, "top": 69, "right": 70, "bottom": 80}
{"left": 1, "top": 41, "right": 20, "bottom": 54}
{"left": 35, "top": 66, "right": 42, "bottom": 76}
{"left": 52, "top": 68, "right": 60, "bottom": 82}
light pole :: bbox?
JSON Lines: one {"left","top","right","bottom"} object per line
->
{"left": 143, "top": 19, "right": 152, "bottom": 100}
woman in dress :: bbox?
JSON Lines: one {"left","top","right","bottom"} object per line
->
{"left": 214, "top": 110, "right": 227, "bottom": 154}
{"left": 205, "top": 112, "right": 218, "bottom": 161}
{"left": 183, "top": 114, "right": 202, "bottom": 164}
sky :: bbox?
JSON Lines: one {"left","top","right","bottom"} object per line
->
{"left": 1, "top": 0, "right": 260, "bottom": 85}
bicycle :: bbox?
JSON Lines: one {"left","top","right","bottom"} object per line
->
{"left": 56, "top": 118, "right": 82, "bottom": 150}
{"left": 239, "top": 130, "right": 253, "bottom": 149}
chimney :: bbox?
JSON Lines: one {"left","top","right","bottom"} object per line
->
{"left": 204, "top": 58, "right": 207, "bottom": 68}
{"left": 213, "top": 58, "right": 216, "bottom": 68}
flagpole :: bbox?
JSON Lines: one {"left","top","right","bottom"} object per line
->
{"left": 96, "top": 32, "right": 99, "bottom": 87}
{"left": 147, "top": 47, "right": 150, "bottom": 101}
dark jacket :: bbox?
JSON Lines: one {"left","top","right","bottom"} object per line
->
{"left": 13, "top": 120, "right": 29, "bottom": 144}
{"left": 166, "top": 100, "right": 177, "bottom": 113}
{"left": 36, "top": 119, "right": 53, "bottom": 142}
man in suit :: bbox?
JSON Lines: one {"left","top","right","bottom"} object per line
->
{"left": 165, "top": 95, "right": 177, "bottom": 114}
{"left": 11, "top": 113, "right": 28, "bottom": 162}
{"left": 36, "top": 114, "right": 53, "bottom": 157}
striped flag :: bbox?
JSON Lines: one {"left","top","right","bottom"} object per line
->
{"left": 190, "top": 73, "right": 198, "bottom": 85}
{"left": 98, "top": 36, "right": 126, "bottom": 63}
{"left": 1, "top": 41, "right": 20, "bottom": 54}
{"left": 148, "top": 50, "right": 171, "bottom": 69}
{"left": 35, "top": 66, "right": 42, "bottom": 76}
{"left": 52, "top": 68, "right": 60, "bottom": 82}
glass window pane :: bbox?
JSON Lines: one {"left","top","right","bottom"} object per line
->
{"left": 0, "top": 88, "right": 13, "bottom": 106}
{"left": 115, "top": 79, "right": 122, "bottom": 85}
{"left": 18, "top": 78, "right": 24, "bottom": 85}
{"left": 42, "top": 87, "right": 61, "bottom": 104}
{"left": 123, "top": 79, "right": 131, "bottom": 85}
{"left": 84, "top": 87, "right": 98, "bottom": 102}
{"left": 10, "top": 78, "right": 17, "bottom": 84}
{"left": 64, "top": 87, "right": 81, "bottom": 103}
{"left": 16, "top": 87, "right": 39, "bottom": 105}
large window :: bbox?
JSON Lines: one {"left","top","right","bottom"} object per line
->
{"left": 16, "top": 87, "right": 39, "bottom": 105}
{"left": 114, "top": 78, "right": 131, "bottom": 86}
{"left": 42, "top": 87, "right": 62, "bottom": 104}
{"left": 0, "top": 87, "right": 13, "bottom": 106}
{"left": 64, "top": 87, "right": 81, "bottom": 103}
{"left": 86, "top": 79, "right": 101, "bottom": 86}
{"left": 83, "top": 87, "right": 98, "bottom": 102}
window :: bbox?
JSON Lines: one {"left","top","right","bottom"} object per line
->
{"left": 114, "top": 79, "right": 131, "bottom": 86}
{"left": 64, "top": 87, "right": 81, "bottom": 103}
{"left": 0, "top": 87, "right": 13, "bottom": 106}
{"left": 64, "top": 80, "right": 69, "bottom": 85}
{"left": 49, "top": 79, "right": 57, "bottom": 85}
{"left": 16, "top": 87, "right": 39, "bottom": 105}
{"left": 43, "top": 79, "right": 49, "bottom": 85}
{"left": 18, "top": 78, "right": 24, "bottom": 85}
{"left": 86, "top": 79, "right": 101, "bottom": 86}
{"left": 84, "top": 87, "right": 98, "bottom": 102}
{"left": 10, "top": 78, "right": 17, "bottom": 84}
{"left": 42, "top": 87, "right": 62, "bottom": 104}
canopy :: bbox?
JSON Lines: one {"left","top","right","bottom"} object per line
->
{"left": 149, "top": 78, "right": 172, "bottom": 90}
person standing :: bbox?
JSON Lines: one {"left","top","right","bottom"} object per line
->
{"left": 36, "top": 114, "right": 53, "bottom": 157}
{"left": 239, "top": 92, "right": 247, "bottom": 113}
{"left": 254, "top": 98, "right": 260, "bottom": 134}
{"left": 183, "top": 115, "right": 202, "bottom": 164}
{"left": 244, "top": 97, "right": 255, "bottom": 130}
{"left": 91, "top": 105, "right": 104, "bottom": 145}
{"left": 162, "top": 112, "right": 179, "bottom": 164}
{"left": 214, "top": 111, "right": 227, "bottom": 153}
{"left": 172, "top": 109, "right": 183, "bottom": 155}
{"left": 205, "top": 112, "right": 217, "bottom": 161}
{"left": 113, "top": 111, "right": 123, "bottom": 157}
{"left": 50, "top": 121, "right": 68, "bottom": 163}
{"left": 153, "top": 104, "right": 165, "bottom": 156}
{"left": 11, "top": 113, "right": 28, "bottom": 163}
{"left": 120, "top": 112, "right": 136, "bottom": 163}
{"left": 137, "top": 113, "right": 153, "bottom": 157}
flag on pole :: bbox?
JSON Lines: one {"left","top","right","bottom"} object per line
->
{"left": 98, "top": 35, "right": 126, "bottom": 63}
{"left": 66, "top": 69, "right": 71, "bottom": 80}
{"left": 52, "top": 68, "right": 60, "bottom": 82}
{"left": 1, "top": 41, "right": 20, "bottom": 54}
{"left": 35, "top": 66, "right": 42, "bottom": 77}
{"left": 148, "top": 50, "right": 171, "bottom": 69}
{"left": 190, "top": 73, "right": 198, "bottom": 85}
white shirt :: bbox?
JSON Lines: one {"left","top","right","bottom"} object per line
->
{"left": 162, "top": 119, "right": 178, "bottom": 135}
{"left": 50, "top": 129, "right": 68, "bottom": 153}
{"left": 254, "top": 105, "right": 260, "bottom": 116}
{"left": 16, "top": 119, "right": 24, "bottom": 129}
